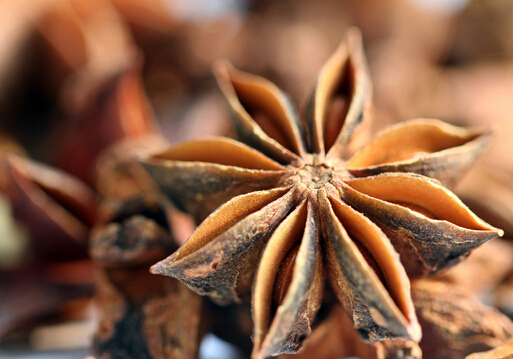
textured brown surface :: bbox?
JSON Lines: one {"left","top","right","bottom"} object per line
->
{"left": 142, "top": 29, "right": 502, "bottom": 358}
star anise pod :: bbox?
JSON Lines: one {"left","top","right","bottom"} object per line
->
{"left": 0, "top": 153, "right": 97, "bottom": 260}
{"left": 281, "top": 279, "right": 513, "bottom": 359}
{"left": 412, "top": 280, "right": 513, "bottom": 359}
{"left": 90, "top": 194, "right": 205, "bottom": 359}
{"left": 141, "top": 29, "right": 502, "bottom": 358}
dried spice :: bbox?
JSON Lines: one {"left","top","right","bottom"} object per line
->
{"left": 140, "top": 28, "right": 502, "bottom": 358}
{"left": 0, "top": 153, "right": 97, "bottom": 260}
{"left": 412, "top": 280, "right": 513, "bottom": 359}
{"left": 46, "top": 62, "right": 159, "bottom": 185}
{"left": 0, "top": 145, "right": 96, "bottom": 341}
{"left": 451, "top": 0, "right": 513, "bottom": 63}
{"left": 279, "top": 279, "right": 513, "bottom": 359}
{"left": 279, "top": 304, "right": 421, "bottom": 359}
{"left": 94, "top": 134, "right": 169, "bottom": 201}
{"left": 440, "top": 238, "right": 513, "bottom": 296}
{"left": 90, "top": 195, "right": 204, "bottom": 359}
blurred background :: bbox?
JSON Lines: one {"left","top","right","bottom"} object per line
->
{"left": 1, "top": 0, "right": 513, "bottom": 358}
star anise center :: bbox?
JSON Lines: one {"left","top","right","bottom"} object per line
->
{"left": 296, "top": 164, "right": 333, "bottom": 190}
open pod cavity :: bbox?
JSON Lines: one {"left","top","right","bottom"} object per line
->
{"left": 308, "top": 27, "right": 372, "bottom": 160}
{"left": 346, "top": 119, "right": 492, "bottom": 188}
{"left": 252, "top": 198, "right": 324, "bottom": 358}
{"left": 151, "top": 186, "right": 302, "bottom": 305}
{"left": 339, "top": 174, "right": 502, "bottom": 276}
{"left": 214, "top": 60, "right": 306, "bottom": 165}
{"left": 319, "top": 189, "right": 421, "bottom": 342}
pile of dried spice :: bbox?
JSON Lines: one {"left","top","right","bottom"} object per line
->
{"left": 1, "top": 1, "right": 513, "bottom": 359}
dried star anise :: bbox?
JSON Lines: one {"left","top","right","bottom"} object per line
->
{"left": 280, "top": 279, "right": 513, "bottom": 359}
{"left": 90, "top": 194, "right": 205, "bottom": 359}
{"left": 411, "top": 279, "right": 513, "bottom": 359}
{"left": 140, "top": 29, "right": 502, "bottom": 358}
{"left": 0, "top": 153, "right": 97, "bottom": 260}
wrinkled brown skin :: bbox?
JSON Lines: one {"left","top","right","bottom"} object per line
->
{"left": 90, "top": 196, "right": 204, "bottom": 359}
{"left": 141, "top": 28, "right": 501, "bottom": 358}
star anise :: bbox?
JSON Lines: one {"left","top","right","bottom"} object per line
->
{"left": 140, "top": 29, "right": 502, "bottom": 358}
{"left": 0, "top": 153, "right": 97, "bottom": 260}
{"left": 281, "top": 279, "right": 513, "bottom": 359}
{"left": 90, "top": 194, "right": 204, "bottom": 359}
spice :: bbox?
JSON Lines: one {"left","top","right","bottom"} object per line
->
{"left": 141, "top": 28, "right": 502, "bottom": 358}
{"left": 412, "top": 280, "right": 513, "bottom": 359}
{"left": 90, "top": 195, "right": 204, "bottom": 359}
{"left": 0, "top": 153, "right": 97, "bottom": 260}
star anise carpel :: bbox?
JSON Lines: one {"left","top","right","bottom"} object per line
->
{"left": 139, "top": 28, "right": 502, "bottom": 358}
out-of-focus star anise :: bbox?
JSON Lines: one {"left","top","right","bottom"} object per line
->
{"left": 90, "top": 194, "right": 204, "bottom": 359}
{"left": 0, "top": 153, "right": 97, "bottom": 260}
{"left": 140, "top": 29, "right": 502, "bottom": 358}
